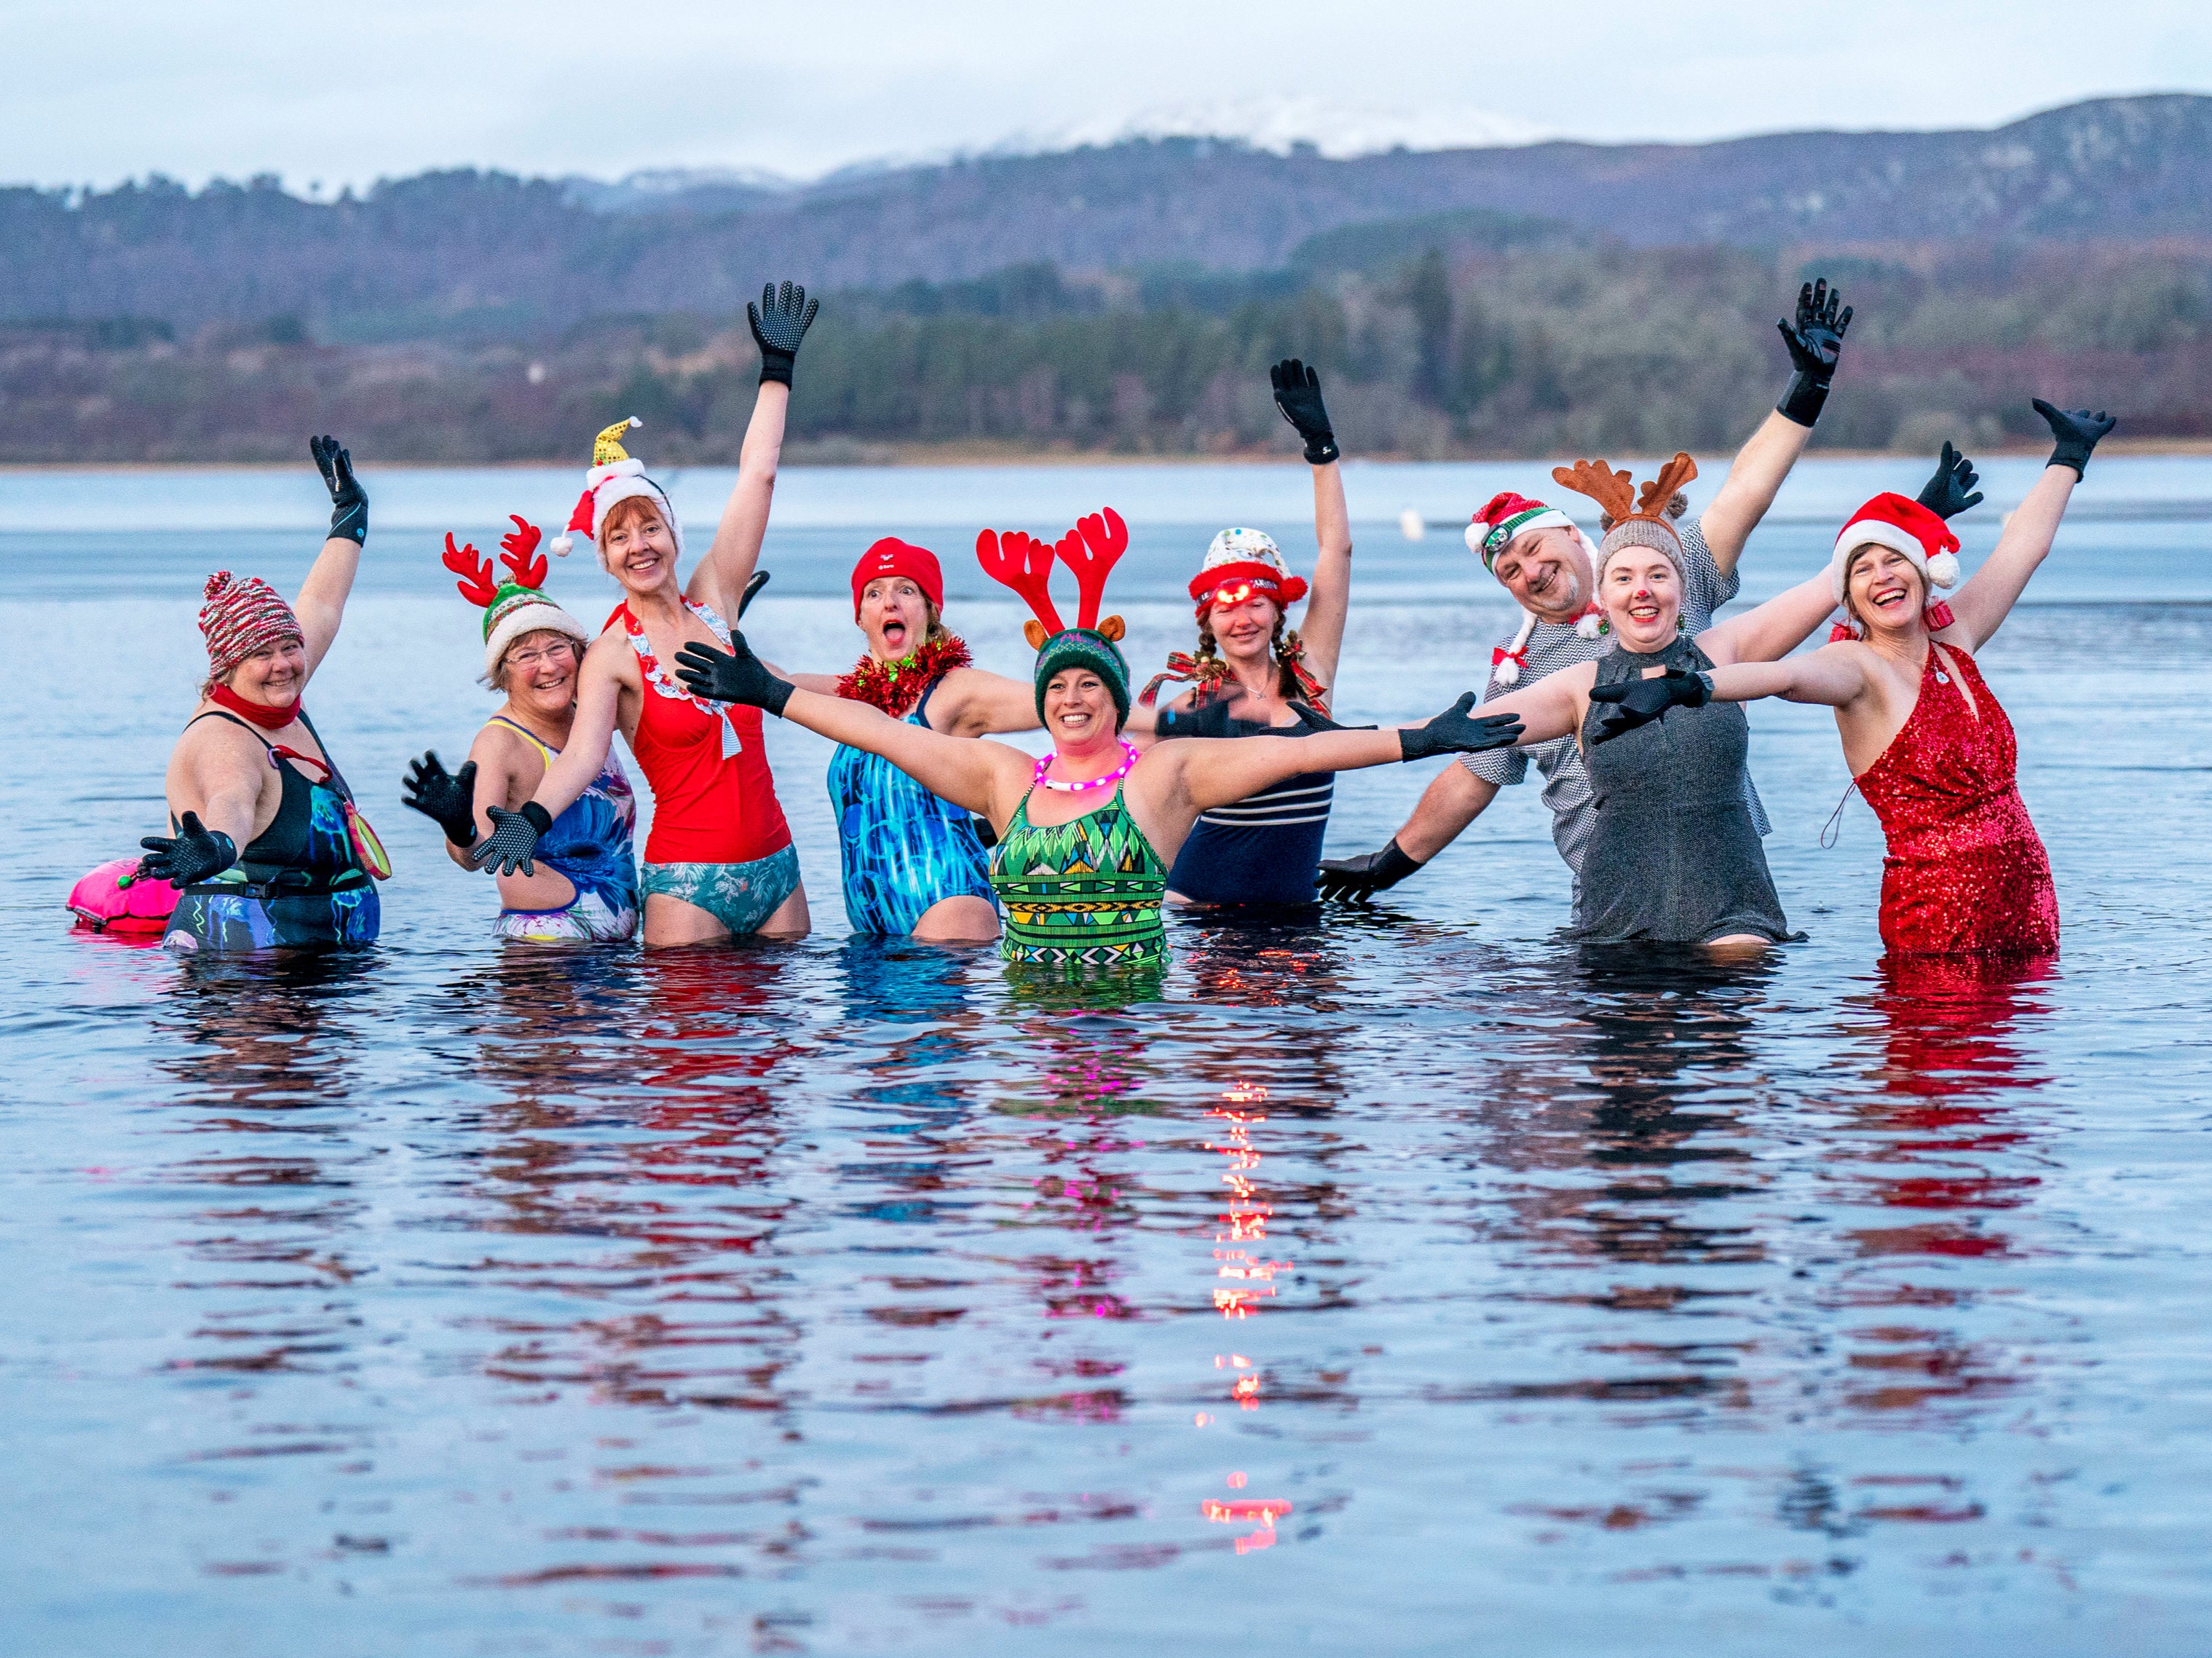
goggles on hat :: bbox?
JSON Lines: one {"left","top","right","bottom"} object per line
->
{"left": 1203, "top": 577, "right": 1279, "bottom": 608}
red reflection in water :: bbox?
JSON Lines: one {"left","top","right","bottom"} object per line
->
{"left": 1197, "top": 1081, "right": 1294, "bottom": 1555}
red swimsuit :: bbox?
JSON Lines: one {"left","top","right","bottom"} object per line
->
{"left": 1853, "top": 644, "right": 2058, "bottom": 958}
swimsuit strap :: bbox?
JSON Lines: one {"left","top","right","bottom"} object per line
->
{"left": 186, "top": 708, "right": 344, "bottom": 796}
{"left": 488, "top": 713, "right": 561, "bottom": 765}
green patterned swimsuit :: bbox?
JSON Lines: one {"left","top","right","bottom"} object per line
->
{"left": 990, "top": 783, "right": 1168, "bottom": 965}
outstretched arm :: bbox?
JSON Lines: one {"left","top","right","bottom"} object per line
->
{"left": 1458, "top": 663, "right": 1589, "bottom": 746}
{"left": 1699, "top": 567, "right": 1841, "bottom": 666}
{"left": 295, "top": 435, "right": 369, "bottom": 677}
{"left": 1165, "top": 696, "right": 1523, "bottom": 813}
{"left": 1945, "top": 403, "right": 2112, "bottom": 651}
{"left": 1703, "top": 647, "right": 1871, "bottom": 711}
{"left": 778, "top": 688, "right": 1031, "bottom": 817}
{"left": 928, "top": 667, "right": 1045, "bottom": 738}
{"left": 1269, "top": 359, "right": 1352, "bottom": 689}
{"left": 1701, "top": 279, "right": 1853, "bottom": 573}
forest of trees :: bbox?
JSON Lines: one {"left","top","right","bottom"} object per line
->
{"left": 4, "top": 235, "right": 2205, "bottom": 464}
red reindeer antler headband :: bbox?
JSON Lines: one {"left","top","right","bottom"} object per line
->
{"left": 1059, "top": 508, "right": 1128, "bottom": 630}
{"left": 443, "top": 534, "right": 499, "bottom": 608}
{"left": 499, "top": 515, "right": 548, "bottom": 590}
{"left": 975, "top": 526, "right": 1067, "bottom": 636}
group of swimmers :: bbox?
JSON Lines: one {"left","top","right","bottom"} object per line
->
{"left": 116, "top": 275, "right": 2115, "bottom": 968}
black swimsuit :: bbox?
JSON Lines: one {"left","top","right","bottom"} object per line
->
{"left": 162, "top": 709, "right": 379, "bottom": 952}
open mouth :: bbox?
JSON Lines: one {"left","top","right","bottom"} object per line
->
{"left": 1626, "top": 599, "right": 1663, "bottom": 622}
{"left": 880, "top": 618, "right": 909, "bottom": 651}
{"left": 1868, "top": 583, "right": 1911, "bottom": 612}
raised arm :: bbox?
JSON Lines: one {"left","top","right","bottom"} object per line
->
{"left": 1700, "top": 280, "right": 1852, "bottom": 572}
{"left": 694, "top": 282, "right": 819, "bottom": 615}
{"left": 1943, "top": 403, "right": 2112, "bottom": 652}
{"left": 294, "top": 435, "right": 369, "bottom": 677}
{"left": 1268, "top": 358, "right": 1352, "bottom": 688}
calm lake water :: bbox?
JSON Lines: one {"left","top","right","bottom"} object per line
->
{"left": 4, "top": 457, "right": 2209, "bottom": 1654}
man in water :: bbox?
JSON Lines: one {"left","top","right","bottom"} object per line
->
{"left": 1319, "top": 280, "right": 1853, "bottom": 907}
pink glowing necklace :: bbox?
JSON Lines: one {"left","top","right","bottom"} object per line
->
{"left": 1034, "top": 741, "right": 1140, "bottom": 794}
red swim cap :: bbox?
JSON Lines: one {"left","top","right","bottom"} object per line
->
{"left": 851, "top": 538, "right": 944, "bottom": 620}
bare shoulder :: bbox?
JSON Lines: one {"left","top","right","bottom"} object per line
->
{"left": 173, "top": 706, "right": 262, "bottom": 766}
{"left": 585, "top": 627, "right": 641, "bottom": 685}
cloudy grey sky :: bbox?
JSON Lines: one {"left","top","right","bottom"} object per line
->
{"left": 12, "top": 0, "right": 2211, "bottom": 186}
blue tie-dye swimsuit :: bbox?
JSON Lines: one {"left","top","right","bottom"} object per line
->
{"left": 827, "top": 679, "right": 995, "bottom": 936}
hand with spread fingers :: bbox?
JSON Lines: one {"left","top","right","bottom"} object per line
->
{"left": 2033, "top": 398, "right": 2117, "bottom": 478}
{"left": 1316, "top": 838, "right": 1426, "bottom": 905}
{"left": 1776, "top": 278, "right": 1852, "bottom": 428}
{"left": 1916, "top": 441, "right": 1984, "bottom": 519}
{"left": 1270, "top": 358, "right": 1340, "bottom": 465}
{"left": 402, "top": 751, "right": 479, "bottom": 848}
{"left": 1588, "top": 667, "right": 1714, "bottom": 743}
{"left": 311, "top": 434, "right": 368, "bottom": 544}
{"left": 1397, "top": 693, "right": 1524, "bottom": 761}
{"left": 673, "top": 632, "right": 794, "bottom": 716}
{"left": 138, "top": 812, "right": 238, "bottom": 886}
{"left": 748, "top": 281, "right": 820, "bottom": 387}
{"left": 470, "top": 802, "right": 552, "bottom": 877}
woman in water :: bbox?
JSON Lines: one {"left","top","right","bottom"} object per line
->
{"left": 669, "top": 509, "right": 1524, "bottom": 967}
{"left": 1137, "top": 358, "right": 1351, "bottom": 909}
{"left": 1603, "top": 400, "right": 2114, "bottom": 958}
{"left": 1464, "top": 441, "right": 1988, "bottom": 950}
{"left": 771, "top": 537, "right": 1039, "bottom": 941}
{"left": 470, "top": 281, "right": 818, "bottom": 946}
{"left": 139, "top": 436, "right": 384, "bottom": 953}
{"left": 398, "top": 516, "right": 641, "bottom": 942}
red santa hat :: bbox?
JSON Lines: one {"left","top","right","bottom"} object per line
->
{"left": 1189, "top": 526, "right": 1309, "bottom": 618}
{"left": 850, "top": 537, "right": 944, "bottom": 620}
{"left": 1464, "top": 491, "right": 1604, "bottom": 685}
{"left": 1827, "top": 492, "right": 1961, "bottom": 639}
{"left": 548, "top": 416, "right": 684, "bottom": 570}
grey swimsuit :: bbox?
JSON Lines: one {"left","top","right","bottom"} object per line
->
{"left": 1572, "top": 635, "right": 1793, "bottom": 945}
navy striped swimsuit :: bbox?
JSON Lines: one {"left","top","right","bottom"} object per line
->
{"left": 1165, "top": 714, "right": 1333, "bottom": 907}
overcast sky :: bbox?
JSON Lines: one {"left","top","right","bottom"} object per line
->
{"left": 11, "top": 0, "right": 2211, "bottom": 188}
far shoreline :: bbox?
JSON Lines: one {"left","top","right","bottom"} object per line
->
{"left": 6, "top": 436, "right": 2211, "bottom": 473}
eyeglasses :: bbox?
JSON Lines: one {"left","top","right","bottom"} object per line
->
{"left": 507, "top": 642, "right": 577, "bottom": 671}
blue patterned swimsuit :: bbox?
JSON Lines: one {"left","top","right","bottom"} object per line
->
{"left": 828, "top": 678, "right": 995, "bottom": 935}
{"left": 489, "top": 715, "right": 640, "bottom": 943}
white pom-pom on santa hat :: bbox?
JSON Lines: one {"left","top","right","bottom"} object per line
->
{"left": 1927, "top": 550, "right": 1960, "bottom": 588}
{"left": 1464, "top": 521, "right": 1487, "bottom": 556}
{"left": 1574, "top": 608, "right": 1605, "bottom": 639}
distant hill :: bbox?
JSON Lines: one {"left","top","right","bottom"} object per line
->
{"left": 3, "top": 95, "right": 2210, "bottom": 336}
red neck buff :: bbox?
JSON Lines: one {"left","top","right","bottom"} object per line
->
{"left": 836, "top": 635, "right": 971, "bottom": 717}
{"left": 209, "top": 683, "right": 301, "bottom": 730}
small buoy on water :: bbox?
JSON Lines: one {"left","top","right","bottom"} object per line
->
{"left": 1399, "top": 508, "right": 1426, "bottom": 542}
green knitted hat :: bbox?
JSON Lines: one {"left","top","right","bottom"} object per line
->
{"left": 1033, "top": 627, "right": 1131, "bottom": 727}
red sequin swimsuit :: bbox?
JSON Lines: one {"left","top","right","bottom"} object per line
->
{"left": 1853, "top": 644, "right": 2058, "bottom": 958}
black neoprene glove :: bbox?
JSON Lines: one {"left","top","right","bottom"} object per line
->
{"left": 1289, "top": 703, "right": 1376, "bottom": 733}
{"left": 311, "top": 435, "right": 368, "bottom": 544}
{"left": 1156, "top": 694, "right": 1239, "bottom": 740}
{"left": 138, "top": 812, "right": 238, "bottom": 886}
{"left": 1397, "top": 693, "right": 1524, "bottom": 761}
{"left": 1916, "top": 441, "right": 1983, "bottom": 519}
{"left": 748, "top": 281, "right": 819, "bottom": 387}
{"left": 470, "top": 801, "right": 552, "bottom": 877}
{"left": 1587, "top": 668, "right": 1713, "bottom": 743}
{"left": 1271, "top": 358, "right": 1340, "bottom": 465}
{"left": 402, "top": 751, "right": 478, "bottom": 848}
{"left": 1316, "top": 838, "right": 1426, "bottom": 905}
{"left": 673, "top": 632, "right": 794, "bottom": 717}
{"left": 2033, "top": 398, "right": 2117, "bottom": 478}
{"left": 740, "top": 569, "right": 770, "bottom": 617}
{"left": 1776, "top": 279, "right": 1852, "bottom": 428}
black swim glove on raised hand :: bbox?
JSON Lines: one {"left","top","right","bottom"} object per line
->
{"left": 1317, "top": 838, "right": 1426, "bottom": 905}
{"left": 310, "top": 434, "right": 368, "bottom": 544}
{"left": 1776, "top": 278, "right": 1852, "bottom": 428}
{"left": 1588, "top": 667, "right": 1713, "bottom": 743}
{"left": 673, "top": 631, "right": 794, "bottom": 716}
{"left": 748, "top": 281, "right": 819, "bottom": 387}
{"left": 2033, "top": 398, "right": 2117, "bottom": 478}
{"left": 138, "top": 812, "right": 238, "bottom": 886}
{"left": 1916, "top": 441, "right": 1983, "bottom": 519}
{"left": 470, "top": 801, "right": 552, "bottom": 877}
{"left": 1397, "top": 693, "right": 1524, "bottom": 761}
{"left": 401, "top": 751, "right": 479, "bottom": 848}
{"left": 1270, "top": 358, "right": 1340, "bottom": 465}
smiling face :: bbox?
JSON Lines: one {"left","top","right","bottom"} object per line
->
{"left": 1043, "top": 667, "right": 1120, "bottom": 752}
{"left": 599, "top": 497, "right": 679, "bottom": 596}
{"left": 1844, "top": 544, "right": 1929, "bottom": 638}
{"left": 224, "top": 636, "right": 308, "bottom": 704}
{"left": 1204, "top": 588, "right": 1283, "bottom": 667}
{"left": 1599, "top": 548, "right": 1683, "bottom": 650}
{"left": 497, "top": 630, "right": 580, "bottom": 716}
{"left": 859, "top": 577, "right": 935, "bottom": 662}
{"left": 1490, "top": 526, "right": 1591, "bottom": 623}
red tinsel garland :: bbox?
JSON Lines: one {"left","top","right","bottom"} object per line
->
{"left": 835, "top": 635, "right": 973, "bottom": 716}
